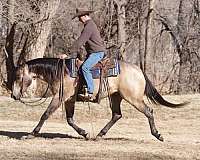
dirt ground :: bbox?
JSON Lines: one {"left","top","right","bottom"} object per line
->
{"left": 0, "top": 94, "right": 199, "bottom": 160}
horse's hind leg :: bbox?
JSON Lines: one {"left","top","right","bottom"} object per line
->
{"left": 96, "top": 92, "right": 122, "bottom": 139}
{"left": 128, "top": 98, "right": 164, "bottom": 141}
{"left": 65, "top": 98, "right": 89, "bottom": 139}
{"left": 144, "top": 103, "right": 164, "bottom": 141}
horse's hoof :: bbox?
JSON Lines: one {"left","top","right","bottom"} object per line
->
{"left": 21, "top": 134, "right": 36, "bottom": 140}
{"left": 158, "top": 134, "right": 164, "bottom": 142}
{"left": 95, "top": 135, "right": 103, "bottom": 141}
{"left": 84, "top": 133, "right": 90, "bottom": 140}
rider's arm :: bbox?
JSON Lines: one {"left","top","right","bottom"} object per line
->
{"left": 69, "top": 22, "right": 92, "bottom": 53}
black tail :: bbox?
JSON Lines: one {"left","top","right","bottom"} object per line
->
{"left": 144, "top": 73, "right": 188, "bottom": 108}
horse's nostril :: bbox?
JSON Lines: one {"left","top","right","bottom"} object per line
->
{"left": 11, "top": 93, "right": 17, "bottom": 100}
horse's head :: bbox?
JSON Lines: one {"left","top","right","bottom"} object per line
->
{"left": 11, "top": 64, "right": 34, "bottom": 100}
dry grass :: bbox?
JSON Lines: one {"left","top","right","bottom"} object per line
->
{"left": 0, "top": 94, "right": 200, "bottom": 160}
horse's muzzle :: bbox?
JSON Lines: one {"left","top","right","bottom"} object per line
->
{"left": 11, "top": 93, "right": 21, "bottom": 100}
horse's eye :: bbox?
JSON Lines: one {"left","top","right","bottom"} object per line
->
{"left": 32, "top": 76, "right": 37, "bottom": 79}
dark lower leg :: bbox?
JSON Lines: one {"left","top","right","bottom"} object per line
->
{"left": 97, "top": 113, "right": 122, "bottom": 137}
{"left": 65, "top": 100, "right": 88, "bottom": 138}
{"left": 67, "top": 118, "right": 88, "bottom": 138}
{"left": 144, "top": 105, "right": 163, "bottom": 141}
{"left": 31, "top": 111, "right": 50, "bottom": 135}
{"left": 97, "top": 92, "right": 122, "bottom": 137}
{"left": 31, "top": 117, "right": 45, "bottom": 135}
{"left": 31, "top": 96, "right": 61, "bottom": 135}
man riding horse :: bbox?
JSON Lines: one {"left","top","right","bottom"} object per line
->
{"left": 11, "top": 8, "right": 188, "bottom": 141}
{"left": 59, "top": 8, "right": 106, "bottom": 101}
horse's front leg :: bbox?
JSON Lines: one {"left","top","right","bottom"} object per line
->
{"left": 24, "top": 94, "right": 61, "bottom": 139}
{"left": 96, "top": 92, "right": 122, "bottom": 139}
{"left": 65, "top": 98, "right": 89, "bottom": 140}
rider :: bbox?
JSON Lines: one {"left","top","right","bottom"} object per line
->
{"left": 67, "top": 8, "right": 106, "bottom": 100}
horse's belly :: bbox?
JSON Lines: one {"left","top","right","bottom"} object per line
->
{"left": 93, "top": 76, "right": 119, "bottom": 96}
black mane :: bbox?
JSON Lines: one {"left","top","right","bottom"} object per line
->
{"left": 26, "top": 58, "right": 70, "bottom": 82}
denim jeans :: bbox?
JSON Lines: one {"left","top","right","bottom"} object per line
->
{"left": 82, "top": 51, "right": 105, "bottom": 94}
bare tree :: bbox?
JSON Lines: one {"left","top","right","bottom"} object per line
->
{"left": 28, "top": 0, "right": 60, "bottom": 59}
{"left": 0, "top": 1, "right": 3, "bottom": 34}
{"left": 153, "top": 0, "right": 200, "bottom": 93}
{"left": 143, "top": 0, "right": 155, "bottom": 72}
{"left": 4, "top": 0, "right": 15, "bottom": 90}
{"left": 7, "top": 0, "right": 15, "bottom": 30}
{"left": 0, "top": 0, "right": 61, "bottom": 93}
{"left": 0, "top": 0, "right": 199, "bottom": 95}
{"left": 113, "top": 0, "right": 127, "bottom": 59}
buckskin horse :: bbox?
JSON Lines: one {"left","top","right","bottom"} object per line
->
{"left": 11, "top": 58, "right": 187, "bottom": 141}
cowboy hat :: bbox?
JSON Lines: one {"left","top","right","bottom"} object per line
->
{"left": 72, "top": 8, "right": 94, "bottom": 20}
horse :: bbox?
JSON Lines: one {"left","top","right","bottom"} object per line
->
{"left": 11, "top": 57, "right": 187, "bottom": 141}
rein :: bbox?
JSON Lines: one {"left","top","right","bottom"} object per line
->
{"left": 19, "top": 83, "right": 50, "bottom": 106}
{"left": 19, "top": 97, "right": 49, "bottom": 106}
{"left": 57, "top": 59, "right": 67, "bottom": 118}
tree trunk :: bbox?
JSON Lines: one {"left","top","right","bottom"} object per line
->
{"left": 5, "top": 23, "right": 16, "bottom": 90}
{"left": 28, "top": 0, "right": 60, "bottom": 59}
{"left": 4, "top": 0, "right": 15, "bottom": 90}
{"left": 114, "top": 0, "right": 126, "bottom": 60}
{"left": 177, "top": 49, "right": 191, "bottom": 93}
{"left": 0, "top": 1, "right": 2, "bottom": 33}
{"left": 138, "top": 12, "right": 144, "bottom": 71}
{"left": 144, "top": 0, "right": 155, "bottom": 72}
{"left": 176, "top": 0, "right": 192, "bottom": 93}
{"left": 7, "top": 0, "right": 15, "bottom": 31}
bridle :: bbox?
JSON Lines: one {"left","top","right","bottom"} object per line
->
{"left": 18, "top": 66, "right": 50, "bottom": 106}
{"left": 19, "top": 84, "right": 50, "bottom": 106}
{"left": 18, "top": 59, "right": 67, "bottom": 107}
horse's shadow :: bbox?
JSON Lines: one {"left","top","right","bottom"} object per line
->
{"left": 0, "top": 130, "right": 81, "bottom": 140}
{"left": 0, "top": 130, "right": 133, "bottom": 141}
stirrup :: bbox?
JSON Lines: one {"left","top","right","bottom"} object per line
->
{"left": 78, "top": 93, "right": 96, "bottom": 102}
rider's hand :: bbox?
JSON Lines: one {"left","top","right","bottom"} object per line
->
{"left": 58, "top": 54, "right": 68, "bottom": 59}
{"left": 71, "top": 52, "right": 77, "bottom": 59}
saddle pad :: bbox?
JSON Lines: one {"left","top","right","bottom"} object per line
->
{"left": 91, "top": 59, "right": 120, "bottom": 79}
{"left": 67, "top": 58, "right": 78, "bottom": 78}
{"left": 67, "top": 58, "right": 120, "bottom": 79}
